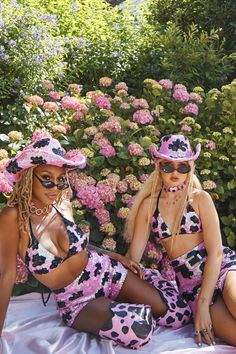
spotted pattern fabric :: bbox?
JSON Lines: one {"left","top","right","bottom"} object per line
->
{"left": 171, "top": 241, "right": 236, "bottom": 317}
{"left": 151, "top": 192, "right": 202, "bottom": 240}
{"left": 53, "top": 250, "right": 128, "bottom": 327}
{"left": 25, "top": 206, "right": 88, "bottom": 274}
{"left": 143, "top": 268, "right": 191, "bottom": 328}
{"left": 99, "top": 301, "right": 155, "bottom": 350}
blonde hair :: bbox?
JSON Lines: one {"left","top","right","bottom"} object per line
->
{"left": 124, "top": 161, "right": 202, "bottom": 255}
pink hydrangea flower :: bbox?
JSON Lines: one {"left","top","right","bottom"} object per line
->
{"left": 0, "top": 149, "right": 8, "bottom": 159}
{"left": 42, "top": 80, "right": 54, "bottom": 90}
{"left": 49, "top": 91, "right": 61, "bottom": 100}
{"left": 206, "top": 140, "right": 216, "bottom": 150}
{"left": 183, "top": 103, "right": 199, "bottom": 116}
{"left": 202, "top": 180, "right": 217, "bottom": 190}
{"left": 117, "top": 89, "right": 128, "bottom": 97}
{"left": 133, "top": 110, "right": 154, "bottom": 125}
{"left": 144, "top": 242, "right": 163, "bottom": 263}
{"left": 173, "top": 89, "right": 190, "bottom": 102}
{"left": 189, "top": 92, "right": 203, "bottom": 104}
{"left": 174, "top": 84, "right": 187, "bottom": 91}
{"left": 86, "top": 91, "right": 97, "bottom": 99}
{"left": 115, "top": 82, "right": 128, "bottom": 91}
{"left": 120, "top": 102, "right": 130, "bottom": 110}
{"left": 27, "top": 95, "right": 44, "bottom": 106}
{"left": 128, "top": 143, "right": 144, "bottom": 156}
{"left": 102, "top": 237, "right": 116, "bottom": 250}
{"left": 97, "top": 182, "right": 116, "bottom": 203}
{"left": 132, "top": 98, "right": 149, "bottom": 109}
{"left": 43, "top": 101, "right": 59, "bottom": 112}
{"left": 99, "top": 117, "right": 121, "bottom": 133}
{"left": 72, "top": 111, "right": 84, "bottom": 121}
{"left": 68, "top": 83, "right": 82, "bottom": 95}
{"left": 97, "top": 139, "right": 116, "bottom": 158}
{"left": 32, "top": 129, "right": 52, "bottom": 142}
{"left": 99, "top": 77, "right": 113, "bottom": 87}
{"left": 161, "top": 257, "right": 175, "bottom": 281}
{"left": 121, "top": 193, "right": 134, "bottom": 208}
{"left": 76, "top": 184, "right": 100, "bottom": 209}
{"left": 159, "top": 79, "right": 173, "bottom": 90}
{"left": 106, "top": 173, "right": 120, "bottom": 188}
{"left": 181, "top": 124, "right": 192, "bottom": 132}
{"left": 0, "top": 173, "right": 13, "bottom": 193}
{"left": 117, "top": 180, "right": 128, "bottom": 193}
{"left": 94, "top": 207, "right": 110, "bottom": 224}
{"left": 52, "top": 125, "right": 67, "bottom": 134}
{"left": 93, "top": 95, "right": 111, "bottom": 110}
{"left": 63, "top": 124, "right": 71, "bottom": 133}
{"left": 61, "top": 96, "right": 82, "bottom": 110}
{"left": 80, "top": 103, "right": 89, "bottom": 113}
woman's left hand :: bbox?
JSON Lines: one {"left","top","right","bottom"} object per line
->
{"left": 118, "top": 255, "right": 143, "bottom": 279}
{"left": 194, "top": 304, "right": 215, "bottom": 346}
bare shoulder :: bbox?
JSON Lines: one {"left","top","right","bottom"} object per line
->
{"left": 192, "top": 189, "right": 215, "bottom": 212}
{"left": 0, "top": 205, "right": 18, "bottom": 223}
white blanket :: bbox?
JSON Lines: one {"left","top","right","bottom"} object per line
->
{"left": 2, "top": 294, "right": 236, "bottom": 354}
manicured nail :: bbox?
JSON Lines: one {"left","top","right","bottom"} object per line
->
{"left": 213, "top": 341, "right": 216, "bottom": 345}
{"left": 197, "top": 343, "right": 202, "bottom": 347}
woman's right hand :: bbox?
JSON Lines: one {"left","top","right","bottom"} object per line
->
{"left": 194, "top": 304, "right": 215, "bottom": 346}
{"left": 117, "top": 255, "right": 144, "bottom": 279}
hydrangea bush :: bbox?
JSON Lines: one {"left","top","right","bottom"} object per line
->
{"left": 0, "top": 77, "right": 235, "bottom": 294}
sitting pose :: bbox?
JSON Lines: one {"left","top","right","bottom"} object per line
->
{"left": 0, "top": 134, "right": 191, "bottom": 350}
{"left": 125, "top": 134, "right": 236, "bottom": 347}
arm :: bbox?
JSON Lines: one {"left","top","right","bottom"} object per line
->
{"left": 0, "top": 207, "right": 19, "bottom": 336}
{"left": 194, "top": 191, "right": 222, "bottom": 344}
{"left": 125, "top": 197, "right": 151, "bottom": 263}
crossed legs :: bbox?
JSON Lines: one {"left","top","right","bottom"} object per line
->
{"left": 72, "top": 269, "right": 167, "bottom": 334}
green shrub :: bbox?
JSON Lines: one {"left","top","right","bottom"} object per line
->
{"left": 147, "top": 0, "right": 236, "bottom": 55}
{"left": 0, "top": 0, "right": 65, "bottom": 103}
{"left": 128, "top": 19, "right": 235, "bottom": 91}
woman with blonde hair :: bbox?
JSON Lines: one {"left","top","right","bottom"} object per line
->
{"left": 0, "top": 133, "right": 191, "bottom": 350}
{"left": 125, "top": 134, "right": 236, "bottom": 347}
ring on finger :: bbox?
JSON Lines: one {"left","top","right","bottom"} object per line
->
{"left": 194, "top": 329, "right": 200, "bottom": 336}
{"left": 201, "top": 328, "right": 208, "bottom": 334}
{"left": 209, "top": 324, "right": 213, "bottom": 330}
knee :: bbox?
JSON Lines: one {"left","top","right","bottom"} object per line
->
{"left": 99, "top": 301, "right": 155, "bottom": 349}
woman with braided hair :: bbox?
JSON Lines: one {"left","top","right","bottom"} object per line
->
{"left": 0, "top": 133, "right": 191, "bottom": 350}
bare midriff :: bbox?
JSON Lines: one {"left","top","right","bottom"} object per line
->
{"left": 31, "top": 249, "right": 89, "bottom": 290}
{"left": 162, "top": 232, "right": 204, "bottom": 260}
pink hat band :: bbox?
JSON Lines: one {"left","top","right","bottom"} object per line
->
{"left": 149, "top": 134, "right": 201, "bottom": 162}
{"left": 4, "top": 137, "right": 86, "bottom": 186}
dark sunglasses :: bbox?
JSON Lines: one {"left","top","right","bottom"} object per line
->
{"left": 160, "top": 163, "right": 191, "bottom": 174}
{"left": 34, "top": 174, "right": 69, "bottom": 190}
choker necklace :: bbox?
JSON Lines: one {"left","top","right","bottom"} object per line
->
{"left": 163, "top": 182, "right": 186, "bottom": 193}
{"left": 29, "top": 202, "right": 52, "bottom": 216}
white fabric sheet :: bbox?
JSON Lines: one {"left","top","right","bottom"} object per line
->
{"left": 2, "top": 293, "right": 236, "bottom": 354}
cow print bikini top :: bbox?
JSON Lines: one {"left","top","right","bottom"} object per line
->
{"left": 151, "top": 191, "right": 202, "bottom": 241}
{"left": 25, "top": 206, "right": 88, "bottom": 275}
